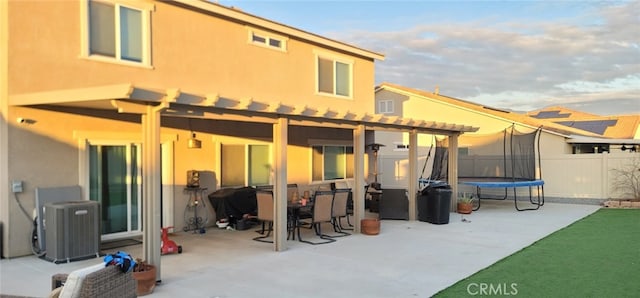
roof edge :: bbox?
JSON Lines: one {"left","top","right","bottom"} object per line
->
{"left": 172, "top": 0, "right": 385, "bottom": 61}
{"left": 376, "top": 83, "right": 607, "bottom": 138}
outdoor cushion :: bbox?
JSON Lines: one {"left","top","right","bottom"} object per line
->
{"left": 58, "top": 263, "right": 104, "bottom": 298}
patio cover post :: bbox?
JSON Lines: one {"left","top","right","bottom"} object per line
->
{"left": 408, "top": 130, "right": 418, "bottom": 220}
{"left": 142, "top": 104, "right": 165, "bottom": 281}
{"left": 353, "top": 124, "right": 365, "bottom": 232}
{"left": 447, "top": 134, "right": 459, "bottom": 211}
{"left": 273, "top": 117, "right": 288, "bottom": 251}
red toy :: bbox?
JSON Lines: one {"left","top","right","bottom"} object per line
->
{"left": 161, "top": 226, "right": 182, "bottom": 255}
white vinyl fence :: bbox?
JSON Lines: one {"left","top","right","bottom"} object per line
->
{"left": 378, "top": 152, "right": 638, "bottom": 201}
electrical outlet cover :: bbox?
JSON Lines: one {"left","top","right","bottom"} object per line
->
{"left": 12, "top": 181, "right": 23, "bottom": 193}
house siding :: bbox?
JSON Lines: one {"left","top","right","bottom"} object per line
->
{"left": 3, "top": 0, "right": 379, "bottom": 257}
{"left": 8, "top": 0, "right": 376, "bottom": 112}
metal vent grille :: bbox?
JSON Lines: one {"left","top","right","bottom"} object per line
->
{"left": 45, "top": 201, "right": 100, "bottom": 263}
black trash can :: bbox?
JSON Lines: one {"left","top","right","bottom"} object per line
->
{"left": 418, "top": 182, "right": 452, "bottom": 224}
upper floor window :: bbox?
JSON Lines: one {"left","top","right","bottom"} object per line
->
{"left": 248, "top": 28, "right": 287, "bottom": 51}
{"left": 378, "top": 100, "right": 394, "bottom": 114}
{"left": 316, "top": 54, "right": 352, "bottom": 98}
{"left": 82, "top": 0, "right": 153, "bottom": 67}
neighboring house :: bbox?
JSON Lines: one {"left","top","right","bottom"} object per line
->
{"left": 527, "top": 106, "right": 640, "bottom": 153}
{"left": 0, "top": 0, "right": 476, "bottom": 274}
{"left": 374, "top": 82, "right": 638, "bottom": 202}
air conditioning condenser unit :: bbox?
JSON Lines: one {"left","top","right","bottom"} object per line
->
{"left": 44, "top": 200, "right": 100, "bottom": 263}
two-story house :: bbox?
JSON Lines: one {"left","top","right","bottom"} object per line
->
{"left": 1, "top": 0, "right": 476, "bottom": 279}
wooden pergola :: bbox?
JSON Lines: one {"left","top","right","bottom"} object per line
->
{"left": 9, "top": 83, "right": 478, "bottom": 281}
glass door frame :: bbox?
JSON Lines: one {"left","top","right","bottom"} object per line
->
{"left": 84, "top": 140, "right": 142, "bottom": 241}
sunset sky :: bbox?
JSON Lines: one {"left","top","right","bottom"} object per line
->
{"left": 221, "top": 0, "right": 640, "bottom": 116}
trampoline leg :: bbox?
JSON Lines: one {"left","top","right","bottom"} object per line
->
{"left": 514, "top": 186, "right": 541, "bottom": 211}
{"left": 539, "top": 185, "right": 545, "bottom": 206}
{"left": 529, "top": 186, "right": 537, "bottom": 204}
{"left": 473, "top": 186, "right": 481, "bottom": 211}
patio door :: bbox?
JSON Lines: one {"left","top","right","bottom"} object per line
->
{"left": 89, "top": 142, "right": 141, "bottom": 239}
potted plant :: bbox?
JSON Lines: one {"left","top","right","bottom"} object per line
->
{"left": 457, "top": 193, "right": 474, "bottom": 214}
{"left": 132, "top": 258, "right": 157, "bottom": 296}
{"left": 361, "top": 217, "right": 380, "bottom": 235}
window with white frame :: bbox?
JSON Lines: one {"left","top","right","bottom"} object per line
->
{"left": 312, "top": 145, "right": 354, "bottom": 181}
{"left": 83, "top": 0, "right": 152, "bottom": 66}
{"left": 378, "top": 100, "right": 394, "bottom": 114}
{"left": 248, "top": 29, "right": 287, "bottom": 51}
{"left": 317, "top": 55, "right": 352, "bottom": 97}
{"left": 221, "top": 144, "right": 271, "bottom": 187}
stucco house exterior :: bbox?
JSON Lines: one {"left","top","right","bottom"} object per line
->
{"left": 374, "top": 82, "right": 639, "bottom": 202}
{"left": 0, "top": 0, "right": 478, "bottom": 280}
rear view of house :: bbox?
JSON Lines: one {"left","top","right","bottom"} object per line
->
{"left": 1, "top": 0, "right": 476, "bottom": 275}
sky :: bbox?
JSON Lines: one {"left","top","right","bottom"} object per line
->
{"left": 220, "top": 0, "right": 639, "bottom": 116}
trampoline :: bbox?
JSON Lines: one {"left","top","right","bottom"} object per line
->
{"left": 460, "top": 178, "right": 544, "bottom": 211}
{"left": 456, "top": 125, "right": 545, "bottom": 211}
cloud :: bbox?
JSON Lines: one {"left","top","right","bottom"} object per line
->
{"left": 331, "top": 1, "right": 640, "bottom": 115}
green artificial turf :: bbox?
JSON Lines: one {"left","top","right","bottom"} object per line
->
{"left": 434, "top": 208, "right": 640, "bottom": 297}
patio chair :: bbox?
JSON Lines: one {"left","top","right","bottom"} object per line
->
{"left": 298, "top": 190, "right": 336, "bottom": 245}
{"left": 252, "top": 190, "right": 274, "bottom": 243}
{"left": 346, "top": 190, "right": 354, "bottom": 227}
{"left": 331, "top": 189, "right": 352, "bottom": 235}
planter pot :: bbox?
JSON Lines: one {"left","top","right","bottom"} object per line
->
{"left": 457, "top": 202, "right": 473, "bottom": 214}
{"left": 361, "top": 218, "right": 380, "bottom": 235}
{"left": 620, "top": 201, "right": 632, "bottom": 207}
{"left": 132, "top": 264, "right": 157, "bottom": 296}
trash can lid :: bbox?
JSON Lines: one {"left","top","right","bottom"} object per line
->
{"left": 426, "top": 181, "right": 450, "bottom": 189}
{"left": 420, "top": 181, "right": 450, "bottom": 195}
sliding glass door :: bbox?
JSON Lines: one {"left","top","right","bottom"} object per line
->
{"left": 89, "top": 143, "right": 141, "bottom": 237}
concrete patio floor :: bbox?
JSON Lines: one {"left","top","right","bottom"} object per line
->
{"left": 0, "top": 201, "right": 600, "bottom": 298}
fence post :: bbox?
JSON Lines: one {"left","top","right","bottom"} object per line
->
{"left": 602, "top": 153, "right": 609, "bottom": 200}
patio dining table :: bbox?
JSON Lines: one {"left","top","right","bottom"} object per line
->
{"left": 287, "top": 200, "right": 313, "bottom": 241}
